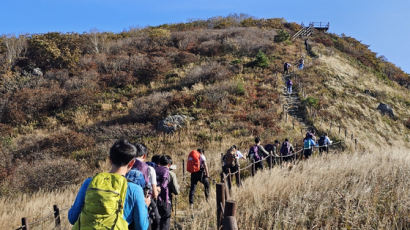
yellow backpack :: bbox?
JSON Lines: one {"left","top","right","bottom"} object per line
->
{"left": 73, "top": 172, "right": 128, "bottom": 230}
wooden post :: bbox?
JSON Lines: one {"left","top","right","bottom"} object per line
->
{"left": 355, "top": 139, "right": 357, "bottom": 150}
{"left": 251, "top": 159, "right": 255, "bottom": 177}
{"left": 223, "top": 201, "right": 238, "bottom": 230}
{"left": 53, "top": 205, "right": 61, "bottom": 228}
{"left": 182, "top": 159, "right": 185, "bottom": 181}
{"left": 237, "top": 167, "right": 241, "bottom": 187}
{"left": 338, "top": 125, "right": 341, "bottom": 135}
{"left": 292, "top": 118, "right": 295, "bottom": 129}
{"left": 345, "top": 129, "right": 347, "bottom": 139}
{"left": 329, "top": 121, "right": 333, "bottom": 133}
{"left": 216, "top": 183, "right": 225, "bottom": 229}
{"left": 227, "top": 168, "right": 232, "bottom": 192}
{"left": 351, "top": 134, "right": 353, "bottom": 141}
{"left": 21, "top": 217, "right": 29, "bottom": 230}
{"left": 286, "top": 112, "right": 288, "bottom": 122}
{"left": 269, "top": 155, "right": 273, "bottom": 170}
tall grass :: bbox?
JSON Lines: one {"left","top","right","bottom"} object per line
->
{"left": 187, "top": 148, "right": 410, "bottom": 229}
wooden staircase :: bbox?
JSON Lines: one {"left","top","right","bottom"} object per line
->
{"left": 292, "top": 25, "right": 314, "bottom": 40}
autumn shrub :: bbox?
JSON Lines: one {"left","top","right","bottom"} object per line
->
{"left": 130, "top": 55, "right": 172, "bottom": 83}
{"left": 26, "top": 33, "right": 82, "bottom": 71}
{"left": 129, "top": 92, "right": 173, "bottom": 122}
{"left": 274, "top": 29, "right": 290, "bottom": 43}
{"left": 195, "top": 40, "right": 224, "bottom": 56}
{"left": 100, "top": 71, "right": 134, "bottom": 88}
{"left": 181, "top": 62, "right": 232, "bottom": 86}
{"left": 172, "top": 51, "right": 198, "bottom": 67}
{"left": 13, "top": 130, "right": 95, "bottom": 162}
{"left": 11, "top": 159, "right": 89, "bottom": 193}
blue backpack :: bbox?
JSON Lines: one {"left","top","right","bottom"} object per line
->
{"left": 304, "top": 139, "right": 313, "bottom": 149}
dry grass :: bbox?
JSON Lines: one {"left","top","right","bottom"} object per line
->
{"left": 187, "top": 147, "right": 410, "bottom": 229}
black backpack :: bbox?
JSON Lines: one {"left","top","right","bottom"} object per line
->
{"left": 318, "top": 136, "right": 326, "bottom": 146}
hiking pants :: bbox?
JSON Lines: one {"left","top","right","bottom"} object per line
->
{"left": 287, "top": 85, "right": 292, "bottom": 94}
{"left": 157, "top": 200, "right": 171, "bottom": 230}
{"left": 189, "top": 171, "right": 209, "bottom": 204}
{"left": 148, "top": 199, "right": 160, "bottom": 230}
{"left": 303, "top": 149, "right": 313, "bottom": 159}
{"left": 222, "top": 165, "right": 240, "bottom": 188}
{"left": 255, "top": 160, "right": 263, "bottom": 172}
{"left": 319, "top": 146, "right": 328, "bottom": 154}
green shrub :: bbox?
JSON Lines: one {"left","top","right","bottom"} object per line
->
{"left": 274, "top": 30, "right": 290, "bottom": 43}
{"left": 250, "top": 50, "right": 269, "bottom": 68}
{"left": 303, "top": 96, "right": 319, "bottom": 108}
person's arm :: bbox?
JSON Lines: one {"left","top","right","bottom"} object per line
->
{"left": 149, "top": 167, "right": 159, "bottom": 199}
{"left": 169, "top": 171, "right": 180, "bottom": 195}
{"left": 128, "top": 184, "right": 150, "bottom": 230}
{"left": 258, "top": 145, "right": 270, "bottom": 157}
{"left": 68, "top": 178, "right": 92, "bottom": 225}
{"left": 325, "top": 137, "right": 332, "bottom": 145}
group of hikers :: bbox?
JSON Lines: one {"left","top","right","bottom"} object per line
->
{"left": 67, "top": 130, "right": 332, "bottom": 230}
{"left": 68, "top": 140, "right": 180, "bottom": 230}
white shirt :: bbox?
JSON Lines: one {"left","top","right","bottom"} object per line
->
{"left": 200, "top": 154, "right": 206, "bottom": 166}
{"left": 148, "top": 166, "right": 157, "bottom": 186}
{"left": 236, "top": 150, "right": 244, "bottom": 159}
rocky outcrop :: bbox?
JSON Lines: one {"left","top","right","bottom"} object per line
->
{"left": 157, "top": 115, "right": 191, "bottom": 133}
{"left": 377, "top": 103, "right": 394, "bottom": 118}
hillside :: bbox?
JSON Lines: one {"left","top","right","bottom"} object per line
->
{"left": 0, "top": 16, "right": 409, "bottom": 229}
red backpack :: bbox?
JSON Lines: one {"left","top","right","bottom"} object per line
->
{"left": 187, "top": 150, "right": 201, "bottom": 173}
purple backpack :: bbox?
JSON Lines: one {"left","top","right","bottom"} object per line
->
{"left": 250, "top": 145, "right": 260, "bottom": 161}
{"left": 155, "top": 165, "right": 170, "bottom": 206}
{"left": 132, "top": 159, "right": 149, "bottom": 186}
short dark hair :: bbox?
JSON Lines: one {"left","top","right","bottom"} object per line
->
{"left": 159, "top": 155, "right": 171, "bottom": 166}
{"left": 254, "top": 137, "right": 260, "bottom": 144}
{"left": 109, "top": 139, "right": 136, "bottom": 166}
{"left": 151, "top": 154, "right": 161, "bottom": 164}
{"left": 231, "top": 145, "right": 237, "bottom": 149}
{"left": 165, "top": 155, "right": 173, "bottom": 165}
{"left": 134, "top": 143, "right": 148, "bottom": 158}
{"left": 197, "top": 148, "right": 204, "bottom": 154}
{"left": 285, "top": 138, "right": 289, "bottom": 142}
{"left": 274, "top": 140, "right": 279, "bottom": 144}
{"left": 324, "top": 133, "right": 328, "bottom": 136}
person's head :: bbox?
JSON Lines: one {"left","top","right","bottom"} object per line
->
{"left": 134, "top": 143, "right": 148, "bottom": 160}
{"left": 159, "top": 155, "right": 171, "bottom": 167}
{"left": 227, "top": 146, "right": 235, "bottom": 155}
{"left": 285, "top": 138, "right": 289, "bottom": 142}
{"left": 197, "top": 148, "right": 204, "bottom": 155}
{"left": 231, "top": 145, "right": 237, "bottom": 150}
{"left": 274, "top": 140, "right": 279, "bottom": 144}
{"left": 254, "top": 137, "right": 261, "bottom": 144}
{"left": 109, "top": 139, "right": 137, "bottom": 170}
{"left": 324, "top": 133, "right": 328, "bottom": 137}
{"left": 151, "top": 154, "right": 161, "bottom": 164}
{"left": 165, "top": 155, "right": 173, "bottom": 165}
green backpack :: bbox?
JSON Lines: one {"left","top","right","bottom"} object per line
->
{"left": 73, "top": 172, "right": 128, "bottom": 230}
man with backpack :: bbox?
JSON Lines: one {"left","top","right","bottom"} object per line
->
{"left": 222, "top": 146, "right": 240, "bottom": 188}
{"left": 164, "top": 155, "right": 180, "bottom": 210}
{"left": 286, "top": 78, "right": 293, "bottom": 94}
{"left": 298, "top": 57, "right": 304, "bottom": 70}
{"left": 248, "top": 137, "right": 270, "bottom": 172}
{"left": 284, "top": 62, "right": 291, "bottom": 74}
{"left": 132, "top": 143, "right": 150, "bottom": 187}
{"left": 187, "top": 149, "right": 210, "bottom": 208}
{"left": 318, "top": 133, "right": 332, "bottom": 154}
{"left": 68, "top": 139, "right": 149, "bottom": 230}
{"left": 155, "top": 155, "right": 172, "bottom": 230}
{"left": 280, "top": 138, "right": 294, "bottom": 163}
{"left": 303, "top": 134, "right": 316, "bottom": 159}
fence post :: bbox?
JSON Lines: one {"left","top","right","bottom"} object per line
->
{"left": 351, "top": 134, "right": 353, "bottom": 141}
{"left": 345, "top": 129, "right": 347, "bottom": 139}
{"left": 338, "top": 125, "right": 341, "bottom": 135}
{"left": 227, "top": 168, "right": 232, "bottom": 192}
{"left": 216, "top": 183, "right": 226, "bottom": 229}
{"left": 251, "top": 159, "right": 255, "bottom": 177}
{"left": 222, "top": 200, "right": 238, "bottom": 230}
{"left": 53, "top": 204, "right": 61, "bottom": 228}
{"left": 355, "top": 139, "right": 357, "bottom": 150}
{"left": 237, "top": 167, "right": 241, "bottom": 187}
{"left": 182, "top": 159, "right": 185, "bottom": 181}
{"left": 21, "top": 217, "right": 29, "bottom": 230}
{"left": 269, "top": 155, "right": 273, "bottom": 170}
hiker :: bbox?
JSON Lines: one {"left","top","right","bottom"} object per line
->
{"left": 155, "top": 155, "right": 171, "bottom": 230}
{"left": 318, "top": 133, "right": 333, "bottom": 154}
{"left": 146, "top": 155, "right": 161, "bottom": 230}
{"left": 165, "top": 155, "right": 180, "bottom": 209}
{"left": 222, "top": 146, "right": 240, "bottom": 188}
{"left": 187, "top": 149, "right": 210, "bottom": 208}
{"left": 286, "top": 78, "right": 293, "bottom": 94}
{"left": 248, "top": 137, "right": 270, "bottom": 172}
{"left": 280, "top": 138, "right": 294, "bottom": 163}
{"left": 303, "top": 134, "right": 316, "bottom": 159}
{"left": 132, "top": 143, "right": 150, "bottom": 187}
{"left": 264, "top": 140, "right": 280, "bottom": 167}
{"left": 298, "top": 57, "right": 304, "bottom": 70}
{"left": 283, "top": 62, "right": 291, "bottom": 74}
{"left": 68, "top": 139, "right": 149, "bottom": 230}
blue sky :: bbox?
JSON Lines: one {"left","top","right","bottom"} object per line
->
{"left": 1, "top": 0, "right": 409, "bottom": 73}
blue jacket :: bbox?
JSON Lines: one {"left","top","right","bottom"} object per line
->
{"left": 304, "top": 138, "right": 316, "bottom": 149}
{"left": 68, "top": 177, "right": 149, "bottom": 230}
